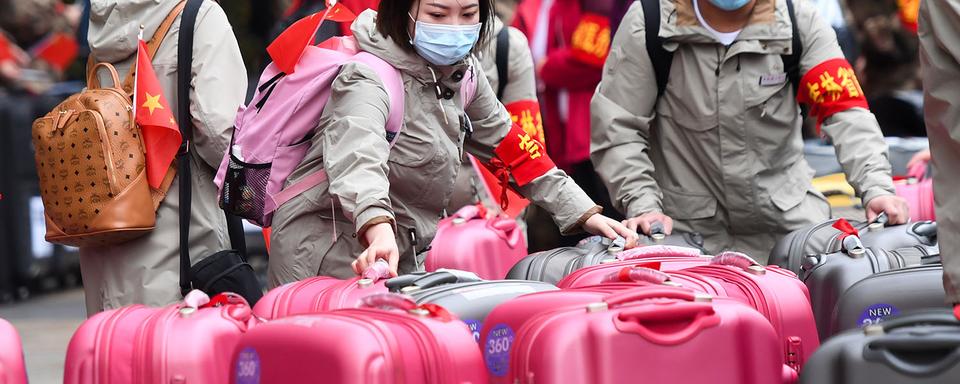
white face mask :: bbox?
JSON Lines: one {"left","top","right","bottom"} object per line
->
{"left": 409, "top": 13, "right": 482, "bottom": 66}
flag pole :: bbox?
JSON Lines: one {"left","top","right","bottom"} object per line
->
{"left": 133, "top": 25, "right": 144, "bottom": 123}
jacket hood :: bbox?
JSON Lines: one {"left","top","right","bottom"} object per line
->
{"left": 351, "top": 9, "right": 476, "bottom": 82}
{"left": 88, "top": 0, "right": 182, "bottom": 63}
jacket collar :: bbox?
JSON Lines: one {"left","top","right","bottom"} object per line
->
{"left": 658, "top": 0, "right": 793, "bottom": 53}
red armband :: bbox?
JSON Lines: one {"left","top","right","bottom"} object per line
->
{"left": 570, "top": 13, "right": 611, "bottom": 68}
{"left": 505, "top": 100, "right": 546, "bottom": 145}
{"left": 493, "top": 122, "right": 555, "bottom": 186}
{"left": 796, "top": 58, "right": 869, "bottom": 134}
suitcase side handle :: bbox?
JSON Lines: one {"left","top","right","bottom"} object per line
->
{"left": 710, "top": 252, "right": 767, "bottom": 275}
{"left": 616, "top": 245, "right": 703, "bottom": 261}
{"left": 603, "top": 287, "right": 709, "bottom": 307}
{"left": 863, "top": 333, "right": 960, "bottom": 377}
{"left": 614, "top": 301, "right": 721, "bottom": 345}
{"left": 602, "top": 267, "right": 673, "bottom": 285}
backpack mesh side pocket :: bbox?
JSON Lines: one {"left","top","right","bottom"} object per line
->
{"left": 220, "top": 151, "right": 271, "bottom": 227}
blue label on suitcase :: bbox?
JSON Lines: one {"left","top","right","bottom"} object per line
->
{"left": 858, "top": 303, "right": 900, "bottom": 327}
{"left": 484, "top": 324, "right": 515, "bottom": 377}
{"left": 235, "top": 347, "right": 261, "bottom": 384}
{"left": 464, "top": 319, "right": 482, "bottom": 343}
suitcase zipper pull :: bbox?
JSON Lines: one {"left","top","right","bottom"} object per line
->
{"left": 786, "top": 336, "right": 802, "bottom": 371}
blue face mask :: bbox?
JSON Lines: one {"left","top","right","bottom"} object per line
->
{"left": 410, "top": 19, "right": 482, "bottom": 66}
{"left": 708, "top": 0, "right": 751, "bottom": 11}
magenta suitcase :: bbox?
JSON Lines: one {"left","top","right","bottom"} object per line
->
{"left": 556, "top": 246, "right": 713, "bottom": 288}
{"left": 253, "top": 275, "right": 388, "bottom": 319}
{"left": 0, "top": 318, "right": 27, "bottom": 384}
{"left": 559, "top": 253, "right": 819, "bottom": 372}
{"left": 231, "top": 294, "right": 487, "bottom": 384}
{"left": 64, "top": 292, "right": 259, "bottom": 384}
{"left": 480, "top": 285, "right": 795, "bottom": 384}
{"left": 426, "top": 205, "right": 527, "bottom": 279}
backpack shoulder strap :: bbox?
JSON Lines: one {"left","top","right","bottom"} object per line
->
{"left": 177, "top": 0, "right": 203, "bottom": 297}
{"left": 353, "top": 52, "right": 406, "bottom": 143}
{"left": 782, "top": 0, "right": 802, "bottom": 94}
{"left": 121, "top": 0, "right": 188, "bottom": 94}
{"left": 495, "top": 27, "right": 510, "bottom": 99}
{"left": 641, "top": 0, "right": 672, "bottom": 97}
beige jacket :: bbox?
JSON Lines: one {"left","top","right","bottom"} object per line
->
{"left": 918, "top": 0, "right": 960, "bottom": 304}
{"left": 80, "top": 0, "right": 247, "bottom": 314}
{"left": 591, "top": 0, "right": 894, "bottom": 253}
{"left": 448, "top": 18, "right": 539, "bottom": 212}
{"left": 268, "top": 10, "right": 597, "bottom": 285}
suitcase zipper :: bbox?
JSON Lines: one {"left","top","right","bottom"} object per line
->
{"left": 512, "top": 308, "right": 570, "bottom": 383}
{"left": 326, "top": 312, "right": 405, "bottom": 383}
{"left": 96, "top": 306, "right": 139, "bottom": 384}
{"left": 360, "top": 310, "right": 446, "bottom": 383}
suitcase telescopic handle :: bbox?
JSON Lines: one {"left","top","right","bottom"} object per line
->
{"left": 863, "top": 334, "right": 960, "bottom": 376}
{"left": 616, "top": 245, "right": 704, "bottom": 261}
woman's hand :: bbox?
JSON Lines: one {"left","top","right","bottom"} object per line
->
{"left": 622, "top": 212, "right": 675, "bottom": 236}
{"left": 352, "top": 223, "right": 400, "bottom": 277}
{"left": 583, "top": 214, "right": 640, "bottom": 248}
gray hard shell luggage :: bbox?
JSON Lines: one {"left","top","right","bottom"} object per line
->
{"left": 386, "top": 272, "right": 557, "bottom": 341}
{"left": 800, "top": 310, "right": 960, "bottom": 384}
{"left": 831, "top": 263, "right": 947, "bottom": 336}
{"left": 769, "top": 215, "right": 937, "bottom": 273}
{"left": 802, "top": 245, "right": 939, "bottom": 338}
{"left": 505, "top": 231, "right": 706, "bottom": 284}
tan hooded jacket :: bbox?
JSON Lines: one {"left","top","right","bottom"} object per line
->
{"left": 591, "top": 0, "right": 895, "bottom": 259}
{"left": 268, "top": 10, "right": 597, "bottom": 285}
{"left": 81, "top": 0, "right": 247, "bottom": 314}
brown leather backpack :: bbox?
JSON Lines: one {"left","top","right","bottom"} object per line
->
{"left": 31, "top": 1, "right": 185, "bottom": 247}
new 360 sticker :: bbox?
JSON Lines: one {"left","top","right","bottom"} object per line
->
{"left": 858, "top": 303, "right": 900, "bottom": 327}
{"left": 235, "top": 347, "right": 261, "bottom": 384}
{"left": 484, "top": 324, "right": 515, "bottom": 377}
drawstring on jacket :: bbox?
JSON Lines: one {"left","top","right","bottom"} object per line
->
{"left": 428, "top": 66, "right": 449, "bottom": 125}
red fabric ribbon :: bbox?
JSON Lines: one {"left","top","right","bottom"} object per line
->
{"left": 832, "top": 218, "right": 860, "bottom": 241}
{"left": 417, "top": 303, "right": 456, "bottom": 322}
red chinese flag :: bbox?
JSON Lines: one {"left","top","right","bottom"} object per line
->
{"left": 134, "top": 39, "right": 181, "bottom": 189}
{"left": 0, "top": 34, "right": 12, "bottom": 62}
{"left": 33, "top": 33, "right": 79, "bottom": 72}
{"left": 267, "top": 1, "right": 357, "bottom": 74}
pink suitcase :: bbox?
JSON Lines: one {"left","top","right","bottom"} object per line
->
{"left": 595, "top": 253, "right": 819, "bottom": 372}
{"left": 480, "top": 285, "right": 795, "bottom": 384}
{"left": 556, "top": 245, "right": 712, "bottom": 288}
{"left": 253, "top": 275, "right": 388, "bottom": 319}
{"left": 895, "top": 161, "right": 935, "bottom": 221}
{"left": 426, "top": 205, "right": 527, "bottom": 279}
{"left": 231, "top": 294, "right": 487, "bottom": 384}
{"left": 64, "top": 291, "right": 259, "bottom": 384}
{"left": 0, "top": 318, "right": 27, "bottom": 384}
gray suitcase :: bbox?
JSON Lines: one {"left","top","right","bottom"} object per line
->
{"left": 385, "top": 272, "right": 556, "bottom": 341}
{"left": 831, "top": 263, "right": 947, "bottom": 336}
{"left": 769, "top": 215, "right": 937, "bottom": 273}
{"left": 505, "top": 231, "right": 705, "bottom": 284}
{"left": 801, "top": 310, "right": 960, "bottom": 384}
{"left": 801, "top": 245, "right": 939, "bottom": 339}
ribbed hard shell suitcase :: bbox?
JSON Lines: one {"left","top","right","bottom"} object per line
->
{"left": 801, "top": 245, "right": 938, "bottom": 338}
{"left": 769, "top": 217, "right": 937, "bottom": 273}
{"left": 555, "top": 246, "right": 711, "bottom": 288}
{"left": 481, "top": 286, "right": 794, "bottom": 384}
{"left": 0, "top": 318, "right": 27, "bottom": 384}
{"left": 425, "top": 205, "right": 528, "bottom": 279}
{"left": 505, "top": 233, "right": 705, "bottom": 284}
{"left": 579, "top": 253, "right": 819, "bottom": 372}
{"left": 831, "top": 263, "right": 947, "bottom": 335}
{"left": 64, "top": 292, "right": 259, "bottom": 384}
{"left": 231, "top": 295, "right": 487, "bottom": 384}
{"left": 800, "top": 310, "right": 960, "bottom": 384}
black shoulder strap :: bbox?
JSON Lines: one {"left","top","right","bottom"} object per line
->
{"left": 177, "top": 0, "right": 203, "bottom": 297}
{"left": 782, "top": 0, "right": 802, "bottom": 94}
{"left": 495, "top": 26, "right": 510, "bottom": 99}
{"left": 641, "top": 0, "right": 672, "bottom": 97}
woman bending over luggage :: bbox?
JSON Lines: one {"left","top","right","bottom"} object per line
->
{"left": 267, "top": 0, "right": 637, "bottom": 286}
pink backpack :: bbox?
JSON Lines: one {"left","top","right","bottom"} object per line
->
{"left": 216, "top": 35, "right": 479, "bottom": 228}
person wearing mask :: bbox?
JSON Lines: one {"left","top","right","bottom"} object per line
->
{"left": 81, "top": 0, "right": 247, "bottom": 313}
{"left": 267, "top": 0, "right": 637, "bottom": 286}
{"left": 447, "top": 0, "right": 544, "bottom": 226}
{"left": 591, "top": 0, "right": 909, "bottom": 262}
{"left": 918, "top": 0, "right": 960, "bottom": 316}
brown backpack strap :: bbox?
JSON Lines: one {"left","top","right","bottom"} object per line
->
{"left": 120, "top": 0, "right": 188, "bottom": 94}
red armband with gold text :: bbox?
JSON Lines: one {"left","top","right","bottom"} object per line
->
{"left": 570, "top": 13, "right": 611, "bottom": 68}
{"left": 505, "top": 99, "right": 546, "bottom": 145}
{"left": 796, "top": 58, "right": 869, "bottom": 134}
{"left": 479, "top": 122, "right": 555, "bottom": 211}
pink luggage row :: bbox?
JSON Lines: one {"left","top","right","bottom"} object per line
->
{"left": 52, "top": 242, "right": 817, "bottom": 384}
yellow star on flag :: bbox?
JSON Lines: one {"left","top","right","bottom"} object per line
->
{"left": 142, "top": 92, "right": 164, "bottom": 115}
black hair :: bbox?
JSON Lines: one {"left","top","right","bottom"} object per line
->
{"left": 376, "top": 0, "right": 494, "bottom": 55}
